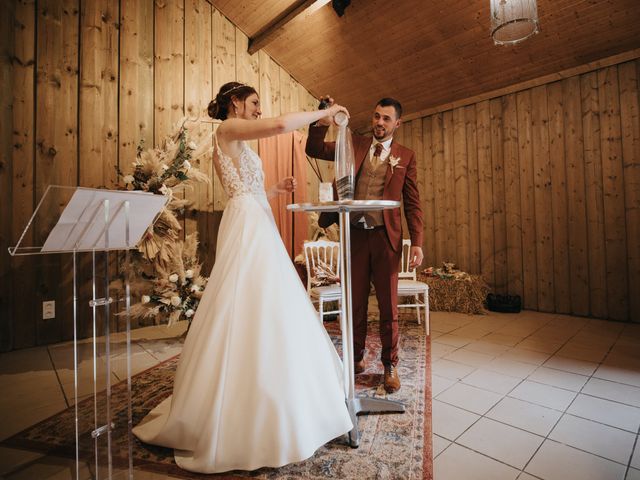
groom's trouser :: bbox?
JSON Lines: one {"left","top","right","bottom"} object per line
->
{"left": 350, "top": 225, "right": 402, "bottom": 367}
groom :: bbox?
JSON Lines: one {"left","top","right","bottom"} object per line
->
{"left": 305, "top": 97, "right": 423, "bottom": 393}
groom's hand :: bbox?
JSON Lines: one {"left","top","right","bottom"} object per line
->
{"left": 409, "top": 246, "right": 424, "bottom": 270}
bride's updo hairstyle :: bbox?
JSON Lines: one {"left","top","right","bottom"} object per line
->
{"left": 208, "top": 82, "right": 258, "bottom": 120}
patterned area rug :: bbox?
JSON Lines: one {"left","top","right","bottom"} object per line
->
{"left": 3, "top": 316, "right": 432, "bottom": 480}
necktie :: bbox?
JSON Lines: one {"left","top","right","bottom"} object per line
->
{"left": 371, "top": 143, "right": 383, "bottom": 170}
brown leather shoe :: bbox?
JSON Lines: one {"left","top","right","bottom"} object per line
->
{"left": 354, "top": 359, "right": 365, "bottom": 374}
{"left": 384, "top": 365, "right": 401, "bottom": 393}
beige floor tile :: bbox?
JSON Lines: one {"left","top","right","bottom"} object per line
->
{"left": 436, "top": 382, "right": 503, "bottom": 415}
{"left": 567, "top": 394, "right": 640, "bottom": 432}
{"left": 499, "top": 347, "right": 552, "bottom": 366}
{"left": 462, "top": 369, "right": 522, "bottom": 395}
{"left": 594, "top": 361, "right": 640, "bottom": 389}
{"left": 431, "top": 374, "right": 457, "bottom": 397}
{"left": 509, "top": 380, "right": 577, "bottom": 411}
{"left": 516, "top": 473, "right": 540, "bottom": 480}
{"left": 432, "top": 399, "right": 481, "bottom": 441}
{"left": 582, "top": 377, "right": 640, "bottom": 408}
{"left": 457, "top": 417, "right": 544, "bottom": 469}
{"left": 463, "top": 340, "right": 512, "bottom": 356}
{"left": 0, "top": 347, "right": 53, "bottom": 375}
{"left": 431, "top": 342, "right": 458, "bottom": 360}
{"left": 433, "top": 334, "right": 474, "bottom": 348}
{"left": 481, "top": 333, "right": 524, "bottom": 347}
{"left": 0, "top": 447, "right": 45, "bottom": 476}
{"left": 0, "top": 400, "right": 68, "bottom": 442}
{"left": 627, "top": 468, "right": 640, "bottom": 480}
{"left": 443, "top": 348, "right": 496, "bottom": 367}
{"left": 549, "top": 414, "right": 636, "bottom": 464}
{"left": 434, "top": 443, "right": 519, "bottom": 480}
{"left": 515, "top": 338, "right": 564, "bottom": 354}
{"left": 525, "top": 440, "right": 626, "bottom": 480}
{"left": 430, "top": 322, "right": 463, "bottom": 334}
{"left": 632, "top": 439, "right": 640, "bottom": 469}
{"left": 432, "top": 434, "right": 451, "bottom": 457}
{"left": 543, "top": 355, "right": 598, "bottom": 376}
{"left": 556, "top": 344, "right": 609, "bottom": 363}
{"left": 486, "top": 396, "right": 562, "bottom": 437}
{"left": 432, "top": 358, "right": 476, "bottom": 380}
{"left": 486, "top": 357, "right": 539, "bottom": 379}
{"left": 527, "top": 366, "right": 589, "bottom": 392}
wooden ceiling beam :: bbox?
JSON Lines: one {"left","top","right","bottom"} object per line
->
{"left": 248, "top": 0, "right": 322, "bottom": 55}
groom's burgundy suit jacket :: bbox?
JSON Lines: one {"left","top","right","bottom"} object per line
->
{"left": 306, "top": 125, "right": 423, "bottom": 252}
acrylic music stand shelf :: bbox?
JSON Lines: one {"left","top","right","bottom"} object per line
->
{"left": 288, "top": 199, "right": 402, "bottom": 448}
{"left": 9, "top": 185, "right": 168, "bottom": 480}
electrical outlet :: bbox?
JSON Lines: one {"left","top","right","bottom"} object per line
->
{"left": 42, "top": 300, "right": 55, "bottom": 320}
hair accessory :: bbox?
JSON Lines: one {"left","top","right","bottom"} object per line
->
{"left": 221, "top": 83, "right": 247, "bottom": 97}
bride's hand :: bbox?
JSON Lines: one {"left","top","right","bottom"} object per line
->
{"left": 275, "top": 176, "right": 297, "bottom": 194}
{"left": 326, "top": 104, "right": 349, "bottom": 125}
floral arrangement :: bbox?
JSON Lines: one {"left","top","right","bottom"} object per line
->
{"left": 422, "top": 262, "right": 472, "bottom": 281}
{"left": 114, "top": 119, "right": 213, "bottom": 326}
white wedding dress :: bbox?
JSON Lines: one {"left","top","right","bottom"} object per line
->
{"left": 132, "top": 137, "right": 352, "bottom": 474}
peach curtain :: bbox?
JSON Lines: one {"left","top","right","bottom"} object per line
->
{"left": 259, "top": 130, "right": 309, "bottom": 258}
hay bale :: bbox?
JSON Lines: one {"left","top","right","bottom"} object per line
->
{"left": 417, "top": 268, "right": 489, "bottom": 315}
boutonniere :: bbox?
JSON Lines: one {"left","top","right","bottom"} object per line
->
{"left": 388, "top": 155, "right": 403, "bottom": 174}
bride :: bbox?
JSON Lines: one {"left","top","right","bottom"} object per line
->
{"left": 132, "top": 82, "right": 353, "bottom": 474}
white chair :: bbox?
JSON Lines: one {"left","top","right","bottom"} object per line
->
{"left": 398, "top": 239, "right": 430, "bottom": 335}
{"left": 303, "top": 240, "right": 341, "bottom": 323}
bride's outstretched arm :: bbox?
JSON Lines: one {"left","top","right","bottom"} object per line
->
{"left": 217, "top": 104, "right": 349, "bottom": 142}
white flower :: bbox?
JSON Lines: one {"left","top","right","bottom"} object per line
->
{"left": 190, "top": 284, "right": 200, "bottom": 292}
{"left": 161, "top": 164, "right": 169, "bottom": 171}
{"left": 185, "top": 309, "right": 195, "bottom": 318}
{"left": 141, "top": 295, "right": 151, "bottom": 304}
{"left": 188, "top": 141, "right": 197, "bottom": 150}
{"left": 123, "top": 174, "right": 134, "bottom": 184}
{"left": 169, "top": 273, "right": 179, "bottom": 283}
{"left": 388, "top": 155, "right": 403, "bottom": 173}
{"left": 159, "top": 184, "right": 169, "bottom": 195}
{"left": 185, "top": 269, "right": 194, "bottom": 279}
{"left": 170, "top": 296, "right": 182, "bottom": 307}
{"left": 182, "top": 160, "right": 192, "bottom": 170}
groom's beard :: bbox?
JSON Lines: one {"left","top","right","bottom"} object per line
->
{"left": 373, "top": 127, "right": 388, "bottom": 140}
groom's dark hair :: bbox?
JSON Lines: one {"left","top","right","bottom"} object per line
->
{"left": 376, "top": 98, "right": 402, "bottom": 119}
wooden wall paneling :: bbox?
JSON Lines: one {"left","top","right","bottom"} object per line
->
{"left": 411, "top": 119, "right": 425, "bottom": 253}
{"left": 154, "top": 0, "right": 184, "bottom": 143}
{"left": 580, "top": 71, "right": 607, "bottom": 319}
{"left": 279, "top": 67, "right": 292, "bottom": 114}
{"left": 79, "top": 0, "right": 119, "bottom": 188}
{"left": 489, "top": 98, "right": 507, "bottom": 294}
{"left": 465, "top": 104, "right": 481, "bottom": 274}
{"left": 598, "top": 66, "right": 629, "bottom": 321}
{"left": 235, "top": 29, "right": 259, "bottom": 152}
{"left": 516, "top": 90, "right": 538, "bottom": 310}
{"left": 546, "top": 81, "right": 571, "bottom": 314}
{"left": 442, "top": 110, "right": 456, "bottom": 262}
{"left": 268, "top": 57, "right": 281, "bottom": 117}
{"left": 211, "top": 9, "right": 235, "bottom": 212}
{"left": 35, "top": 0, "right": 80, "bottom": 345}
{"left": 119, "top": 0, "right": 154, "bottom": 172}
{"left": 502, "top": 93, "right": 523, "bottom": 298}
{"left": 185, "top": 0, "right": 213, "bottom": 268}
{"left": 562, "top": 76, "right": 590, "bottom": 316}
{"left": 431, "top": 113, "right": 446, "bottom": 265}
{"left": 8, "top": 0, "right": 36, "bottom": 350}
{"left": 0, "top": 1, "right": 14, "bottom": 350}
{"left": 476, "top": 100, "right": 495, "bottom": 289}
{"left": 77, "top": 0, "right": 119, "bottom": 340}
{"left": 618, "top": 60, "right": 640, "bottom": 322}
{"left": 421, "top": 117, "right": 436, "bottom": 267}
{"left": 531, "top": 85, "right": 554, "bottom": 312}
{"left": 258, "top": 50, "right": 274, "bottom": 118}
{"left": 453, "top": 107, "right": 470, "bottom": 271}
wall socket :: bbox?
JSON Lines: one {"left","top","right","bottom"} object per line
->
{"left": 42, "top": 300, "right": 55, "bottom": 320}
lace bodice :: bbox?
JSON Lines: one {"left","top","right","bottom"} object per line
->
{"left": 215, "top": 140, "right": 265, "bottom": 199}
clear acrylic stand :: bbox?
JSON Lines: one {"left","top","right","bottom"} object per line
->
{"left": 9, "top": 185, "right": 168, "bottom": 479}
